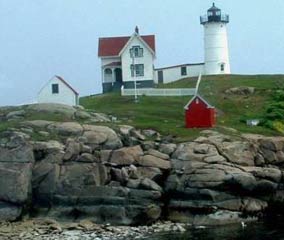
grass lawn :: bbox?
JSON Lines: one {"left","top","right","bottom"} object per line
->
{"left": 81, "top": 75, "right": 284, "bottom": 141}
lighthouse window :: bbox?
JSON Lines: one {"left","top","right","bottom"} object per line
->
{"left": 181, "top": 66, "right": 187, "bottom": 76}
{"left": 221, "top": 64, "right": 225, "bottom": 71}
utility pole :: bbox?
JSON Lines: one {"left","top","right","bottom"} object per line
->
{"left": 132, "top": 53, "right": 138, "bottom": 103}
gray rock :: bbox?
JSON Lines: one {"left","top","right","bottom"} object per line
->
{"left": 26, "top": 103, "right": 76, "bottom": 118}
{"left": 38, "top": 131, "right": 50, "bottom": 137}
{"left": 136, "top": 167, "right": 163, "bottom": 181}
{"left": 119, "top": 125, "right": 135, "bottom": 136}
{"left": 147, "top": 149, "right": 169, "bottom": 160}
{"left": 254, "top": 179, "right": 278, "bottom": 194}
{"left": 77, "top": 153, "right": 96, "bottom": 163}
{"left": 22, "top": 120, "right": 54, "bottom": 129}
{"left": 159, "top": 143, "right": 177, "bottom": 155}
{"left": 242, "top": 166, "right": 282, "bottom": 183}
{"left": 48, "top": 122, "right": 83, "bottom": 136}
{"left": 172, "top": 142, "right": 218, "bottom": 162}
{"left": 0, "top": 140, "right": 34, "bottom": 163}
{"left": 226, "top": 173, "right": 257, "bottom": 192}
{"left": 142, "top": 129, "right": 158, "bottom": 138}
{"left": 225, "top": 86, "right": 255, "bottom": 95}
{"left": 111, "top": 168, "right": 128, "bottom": 184}
{"left": 138, "top": 155, "right": 171, "bottom": 170}
{"left": 131, "top": 130, "right": 146, "bottom": 141}
{"left": 0, "top": 201, "right": 22, "bottom": 221}
{"left": 6, "top": 110, "right": 25, "bottom": 119}
{"left": 100, "top": 150, "right": 112, "bottom": 162}
{"left": 90, "top": 113, "right": 111, "bottom": 122}
{"left": 63, "top": 140, "right": 81, "bottom": 161}
{"left": 0, "top": 162, "right": 32, "bottom": 204}
{"left": 140, "top": 178, "right": 162, "bottom": 192}
{"left": 219, "top": 141, "right": 256, "bottom": 166}
{"left": 110, "top": 145, "right": 143, "bottom": 166}
{"left": 83, "top": 125, "right": 122, "bottom": 149}
{"left": 141, "top": 141, "right": 157, "bottom": 151}
{"left": 75, "top": 111, "right": 92, "bottom": 119}
{"left": 127, "top": 179, "right": 141, "bottom": 189}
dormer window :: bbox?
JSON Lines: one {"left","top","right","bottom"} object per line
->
{"left": 130, "top": 46, "right": 143, "bottom": 58}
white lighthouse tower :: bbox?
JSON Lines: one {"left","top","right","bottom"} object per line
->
{"left": 200, "top": 3, "right": 231, "bottom": 75}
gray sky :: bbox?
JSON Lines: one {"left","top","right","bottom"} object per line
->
{"left": 0, "top": 0, "right": 284, "bottom": 106}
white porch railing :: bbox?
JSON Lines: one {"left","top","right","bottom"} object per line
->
{"left": 121, "top": 86, "right": 196, "bottom": 96}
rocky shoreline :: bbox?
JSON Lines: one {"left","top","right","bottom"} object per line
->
{"left": 1, "top": 103, "right": 284, "bottom": 230}
{"left": 0, "top": 219, "right": 187, "bottom": 240}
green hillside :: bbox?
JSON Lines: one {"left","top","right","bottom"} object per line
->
{"left": 80, "top": 75, "right": 284, "bottom": 141}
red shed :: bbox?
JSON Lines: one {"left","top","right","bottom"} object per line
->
{"left": 184, "top": 95, "right": 215, "bottom": 128}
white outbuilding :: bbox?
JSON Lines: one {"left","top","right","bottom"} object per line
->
{"left": 37, "top": 76, "right": 79, "bottom": 106}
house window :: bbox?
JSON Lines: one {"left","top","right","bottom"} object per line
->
{"left": 220, "top": 63, "right": 225, "bottom": 71}
{"left": 52, "top": 84, "right": 59, "bottom": 94}
{"left": 130, "top": 46, "right": 143, "bottom": 58}
{"left": 181, "top": 66, "right": 187, "bottom": 76}
{"left": 131, "top": 64, "right": 144, "bottom": 77}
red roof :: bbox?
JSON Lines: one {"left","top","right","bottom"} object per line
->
{"left": 55, "top": 76, "right": 79, "bottom": 95}
{"left": 98, "top": 35, "right": 155, "bottom": 57}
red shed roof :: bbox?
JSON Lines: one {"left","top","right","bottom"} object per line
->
{"left": 98, "top": 35, "right": 155, "bottom": 57}
{"left": 55, "top": 76, "right": 79, "bottom": 95}
{"left": 184, "top": 95, "right": 214, "bottom": 110}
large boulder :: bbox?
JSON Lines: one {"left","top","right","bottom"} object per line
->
{"left": 47, "top": 122, "right": 83, "bottom": 136}
{"left": 138, "top": 155, "right": 171, "bottom": 170}
{"left": 110, "top": 145, "right": 143, "bottom": 166}
{"left": 56, "top": 163, "right": 109, "bottom": 196}
{"left": 172, "top": 142, "right": 219, "bottom": 162}
{"left": 0, "top": 201, "right": 22, "bottom": 221}
{"left": 26, "top": 103, "right": 76, "bottom": 118}
{"left": 0, "top": 162, "right": 32, "bottom": 204}
{"left": 83, "top": 125, "right": 122, "bottom": 149}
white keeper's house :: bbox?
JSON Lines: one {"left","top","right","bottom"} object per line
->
{"left": 98, "top": 27, "right": 156, "bottom": 93}
{"left": 37, "top": 75, "right": 79, "bottom": 106}
{"left": 98, "top": 3, "right": 231, "bottom": 92}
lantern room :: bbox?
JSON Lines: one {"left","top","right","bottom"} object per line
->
{"left": 200, "top": 3, "right": 229, "bottom": 24}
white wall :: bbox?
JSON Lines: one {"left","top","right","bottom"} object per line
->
{"left": 154, "top": 64, "right": 205, "bottom": 84}
{"left": 38, "top": 77, "right": 78, "bottom": 106}
{"left": 203, "top": 22, "right": 231, "bottom": 75}
{"left": 121, "top": 36, "right": 154, "bottom": 82}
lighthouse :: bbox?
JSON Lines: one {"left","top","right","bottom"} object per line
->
{"left": 200, "top": 3, "right": 231, "bottom": 75}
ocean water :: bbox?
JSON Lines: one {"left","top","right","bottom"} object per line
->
{"left": 146, "top": 218, "right": 284, "bottom": 240}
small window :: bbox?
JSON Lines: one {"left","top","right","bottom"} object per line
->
{"left": 131, "top": 64, "right": 144, "bottom": 77}
{"left": 130, "top": 46, "right": 143, "bottom": 58}
{"left": 220, "top": 63, "right": 225, "bottom": 71}
{"left": 52, "top": 84, "right": 59, "bottom": 94}
{"left": 181, "top": 66, "right": 187, "bottom": 76}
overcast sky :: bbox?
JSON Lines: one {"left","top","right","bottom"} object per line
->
{"left": 0, "top": 0, "right": 283, "bottom": 106}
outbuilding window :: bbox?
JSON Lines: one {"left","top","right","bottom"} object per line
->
{"left": 181, "top": 66, "right": 187, "bottom": 76}
{"left": 52, "top": 84, "right": 59, "bottom": 94}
